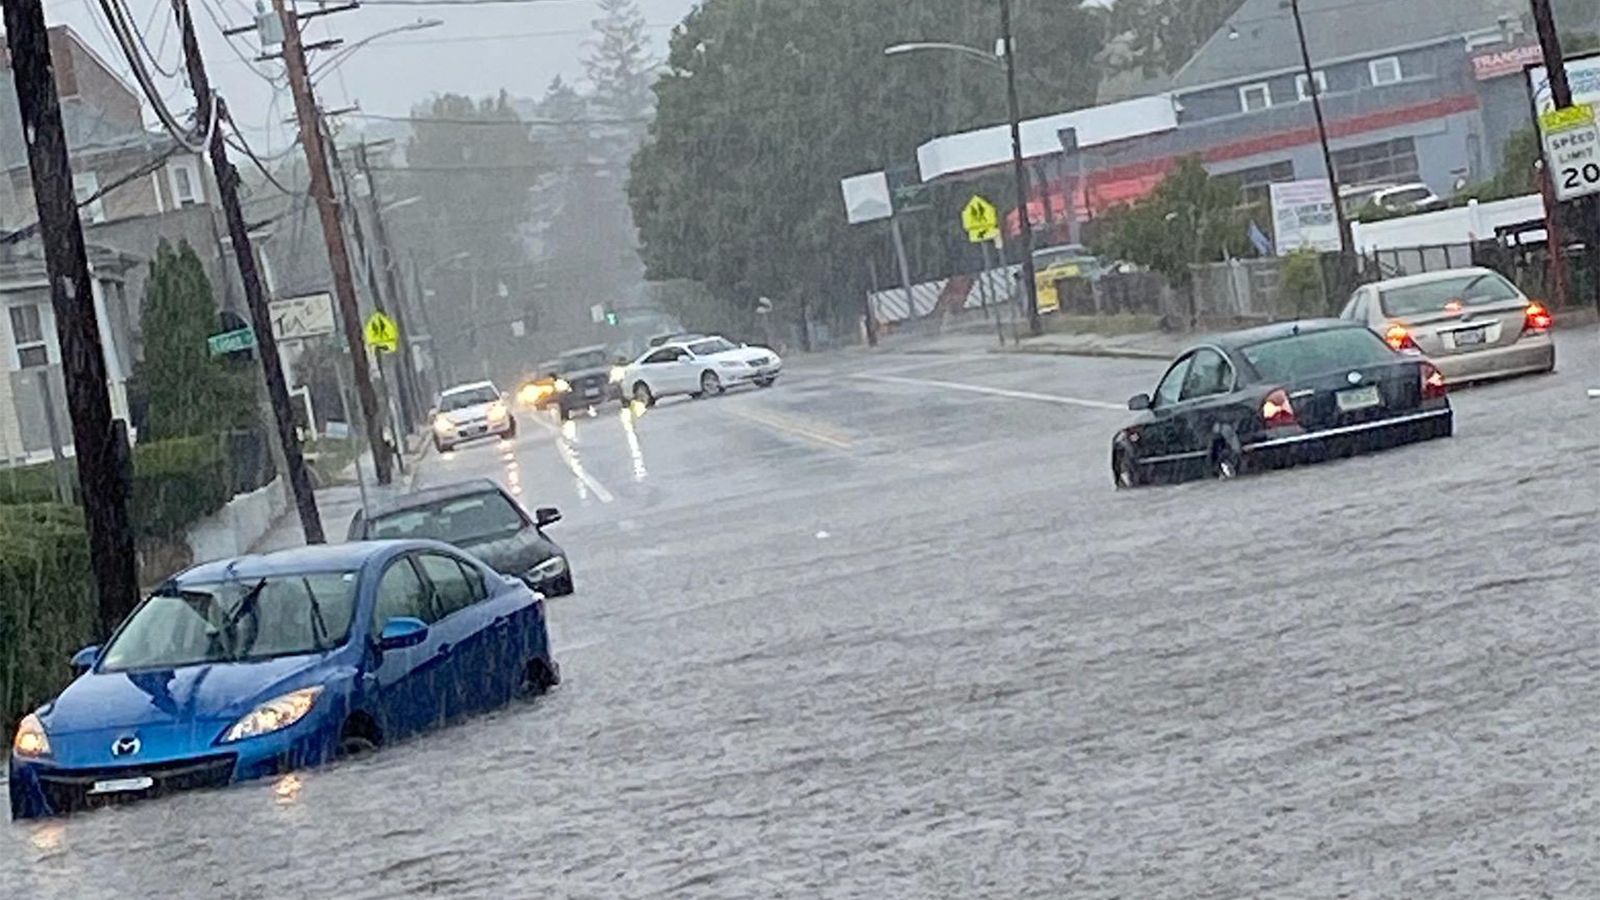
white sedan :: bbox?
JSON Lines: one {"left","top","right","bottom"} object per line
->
{"left": 622, "top": 336, "right": 781, "bottom": 405}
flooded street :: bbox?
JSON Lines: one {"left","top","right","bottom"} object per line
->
{"left": 8, "top": 337, "right": 1597, "bottom": 898}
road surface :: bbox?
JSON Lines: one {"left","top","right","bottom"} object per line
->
{"left": 7, "top": 335, "right": 1597, "bottom": 897}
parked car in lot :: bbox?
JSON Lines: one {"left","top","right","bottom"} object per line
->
{"left": 1111, "top": 320, "right": 1452, "bottom": 487}
{"left": 622, "top": 335, "right": 781, "bottom": 406}
{"left": 432, "top": 381, "right": 516, "bottom": 452}
{"left": 1341, "top": 182, "right": 1442, "bottom": 217}
{"left": 1340, "top": 267, "right": 1555, "bottom": 384}
{"left": 9, "top": 542, "right": 559, "bottom": 820}
{"left": 347, "top": 479, "right": 573, "bottom": 597}
{"left": 552, "top": 344, "right": 624, "bottom": 418}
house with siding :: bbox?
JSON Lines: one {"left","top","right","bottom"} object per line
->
{"left": 0, "top": 26, "right": 238, "bottom": 463}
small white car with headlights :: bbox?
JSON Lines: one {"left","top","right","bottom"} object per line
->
{"left": 622, "top": 336, "right": 782, "bottom": 406}
{"left": 432, "top": 381, "right": 517, "bottom": 452}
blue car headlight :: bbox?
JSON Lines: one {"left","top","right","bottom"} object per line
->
{"left": 221, "top": 687, "right": 324, "bottom": 743}
{"left": 12, "top": 712, "right": 51, "bottom": 759}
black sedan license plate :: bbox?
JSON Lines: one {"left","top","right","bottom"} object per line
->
{"left": 1454, "top": 327, "right": 1486, "bottom": 347}
{"left": 1336, "top": 385, "right": 1381, "bottom": 412}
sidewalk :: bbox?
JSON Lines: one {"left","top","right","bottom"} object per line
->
{"left": 252, "top": 439, "right": 431, "bottom": 553}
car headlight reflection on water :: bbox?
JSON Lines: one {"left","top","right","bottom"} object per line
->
{"left": 221, "top": 687, "right": 324, "bottom": 743}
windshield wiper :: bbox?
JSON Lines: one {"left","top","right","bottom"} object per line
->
{"left": 302, "top": 577, "right": 331, "bottom": 651}
{"left": 218, "top": 578, "right": 269, "bottom": 660}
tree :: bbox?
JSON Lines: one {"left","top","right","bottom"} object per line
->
{"left": 1103, "top": 0, "right": 1246, "bottom": 77}
{"left": 1088, "top": 157, "right": 1253, "bottom": 288}
{"left": 1279, "top": 248, "right": 1326, "bottom": 317}
{"left": 584, "top": 0, "right": 654, "bottom": 123}
{"left": 629, "top": 0, "right": 1106, "bottom": 335}
{"left": 1454, "top": 128, "right": 1540, "bottom": 204}
{"left": 403, "top": 92, "right": 541, "bottom": 270}
{"left": 134, "top": 240, "right": 254, "bottom": 440}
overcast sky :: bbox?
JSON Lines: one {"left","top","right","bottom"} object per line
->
{"left": 42, "top": 0, "right": 692, "bottom": 152}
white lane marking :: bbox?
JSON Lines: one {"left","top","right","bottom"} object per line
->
{"left": 531, "top": 415, "right": 617, "bottom": 503}
{"left": 852, "top": 373, "right": 1126, "bottom": 410}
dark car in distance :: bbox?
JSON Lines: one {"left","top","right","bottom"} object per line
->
{"left": 348, "top": 479, "right": 574, "bottom": 596}
{"left": 1111, "top": 320, "right": 1453, "bottom": 487}
{"left": 553, "top": 345, "right": 623, "bottom": 418}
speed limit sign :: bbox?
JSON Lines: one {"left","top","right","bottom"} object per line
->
{"left": 1541, "top": 104, "right": 1600, "bottom": 201}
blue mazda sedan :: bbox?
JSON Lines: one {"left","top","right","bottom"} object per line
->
{"left": 9, "top": 540, "right": 559, "bottom": 820}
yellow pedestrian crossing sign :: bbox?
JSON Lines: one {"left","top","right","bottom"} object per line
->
{"left": 962, "top": 194, "right": 999, "bottom": 243}
{"left": 364, "top": 311, "right": 399, "bottom": 353}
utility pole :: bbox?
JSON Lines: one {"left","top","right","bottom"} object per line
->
{"left": 271, "top": 0, "right": 393, "bottom": 484}
{"left": 998, "top": 0, "right": 1041, "bottom": 337}
{"left": 353, "top": 143, "right": 422, "bottom": 429}
{"left": 1288, "top": 0, "right": 1354, "bottom": 262}
{"left": 1530, "top": 0, "right": 1600, "bottom": 316}
{"left": 172, "top": 0, "right": 324, "bottom": 543}
{"left": 2, "top": 0, "right": 139, "bottom": 634}
{"left": 325, "top": 133, "right": 411, "bottom": 435}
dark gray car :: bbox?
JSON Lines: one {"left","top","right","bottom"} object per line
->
{"left": 347, "top": 479, "right": 573, "bottom": 596}
{"left": 553, "top": 345, "right": 623, "bottom": 418}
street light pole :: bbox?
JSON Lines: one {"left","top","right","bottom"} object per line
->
{"left": 999, "top": 0, "right": 1042, "bottom": 337}
{"left": 1287, "top": 0, "right": 1352, "bottom": 258}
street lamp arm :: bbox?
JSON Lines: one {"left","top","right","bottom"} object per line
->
{"left": 312, "top": 19, "right": 444, "bottom": 80}
{"left": 883, "top": 42, "right": 1004, "bottom": 70}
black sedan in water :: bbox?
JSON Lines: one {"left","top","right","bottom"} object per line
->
{"left": 1111, "top": 320, "right": 1453, "bottom": 487}
{"left": 348, "top": 479, "right": 574, "bottom": 596}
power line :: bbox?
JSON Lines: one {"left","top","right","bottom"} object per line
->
{"left": 95, "top": 0, "right": 215, "bottom": 151}
{"left": 199, "top": 0, "right": 288, "bottom": 86}
{"left": 351, "top": 110, "right": 651, "bottom": 126}
{"left": 116, "top": 0, "right": 180, "bottom": 78}
{"left": 337, "top": 22, "right": 675, "bottom": 46}
{"left": 1, "top": 142, "right": 184, "bottom": 245}
{"left": 224, "top": 116, "right": 299, "bottom": 195}
{"left": 357, "top": 0, "right": 588, "bottom": 6}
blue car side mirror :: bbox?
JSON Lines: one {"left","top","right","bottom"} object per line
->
{"left": 70, "top": 644, "right": 101, "bottom": 671}
{"left": 377, "top": 618, "right": 429, "bottom": 651}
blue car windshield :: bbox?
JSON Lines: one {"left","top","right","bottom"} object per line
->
{"left": 98, "top": 572, "right": 361, "bottom": 671}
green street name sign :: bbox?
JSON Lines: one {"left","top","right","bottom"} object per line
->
{"left": 208, "top": 327, "right": 256, "bottom": 356}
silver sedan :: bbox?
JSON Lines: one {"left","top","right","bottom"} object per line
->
{"left": 1339, "top": 267, "right": 1555, "bottom": 384}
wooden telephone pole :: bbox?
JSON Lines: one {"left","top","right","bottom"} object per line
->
{"left": 171, "top": 0, "right": 324, "bottom": 542}
{"left": 2, "top": 0, "right": 140, "bottom": 634}
{"left": 1530, "top": 0, "right": 1600, "bottom": 316}
{"left": 271, "top": 0, "right": 393, "bottom": 483}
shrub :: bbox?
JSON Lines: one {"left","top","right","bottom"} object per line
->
{"left": 130, "top": 435, "right": 232, "bottom": 541}
{"left": 0, "top": 435, "right": 233, "bottom": 541}
{"left": 0, "top": 504, "right": 95, "bottom": 743}
{"left": 1279, "top": 249, "right": 1327, "bottom": 318}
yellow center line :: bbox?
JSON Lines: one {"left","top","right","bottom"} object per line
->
{"left": 726, "top": 405, "right": 855, "bottom": 451}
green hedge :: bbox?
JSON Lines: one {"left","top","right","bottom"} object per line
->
{"left": 0, "top": 504, "right": 95, "bottom": 743}
{"left": 0, "top": 435, "right": 233, "bottom": 541}
{"left": 129, "top": 435, "right": 232, "bottom": 541}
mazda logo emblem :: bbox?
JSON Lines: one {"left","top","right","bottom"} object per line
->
{"left": 111, "top": 734, "right": 141, "bottom": 757}
{"left": 1346, "top": 371, "right": 1363, "bottom": 385}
